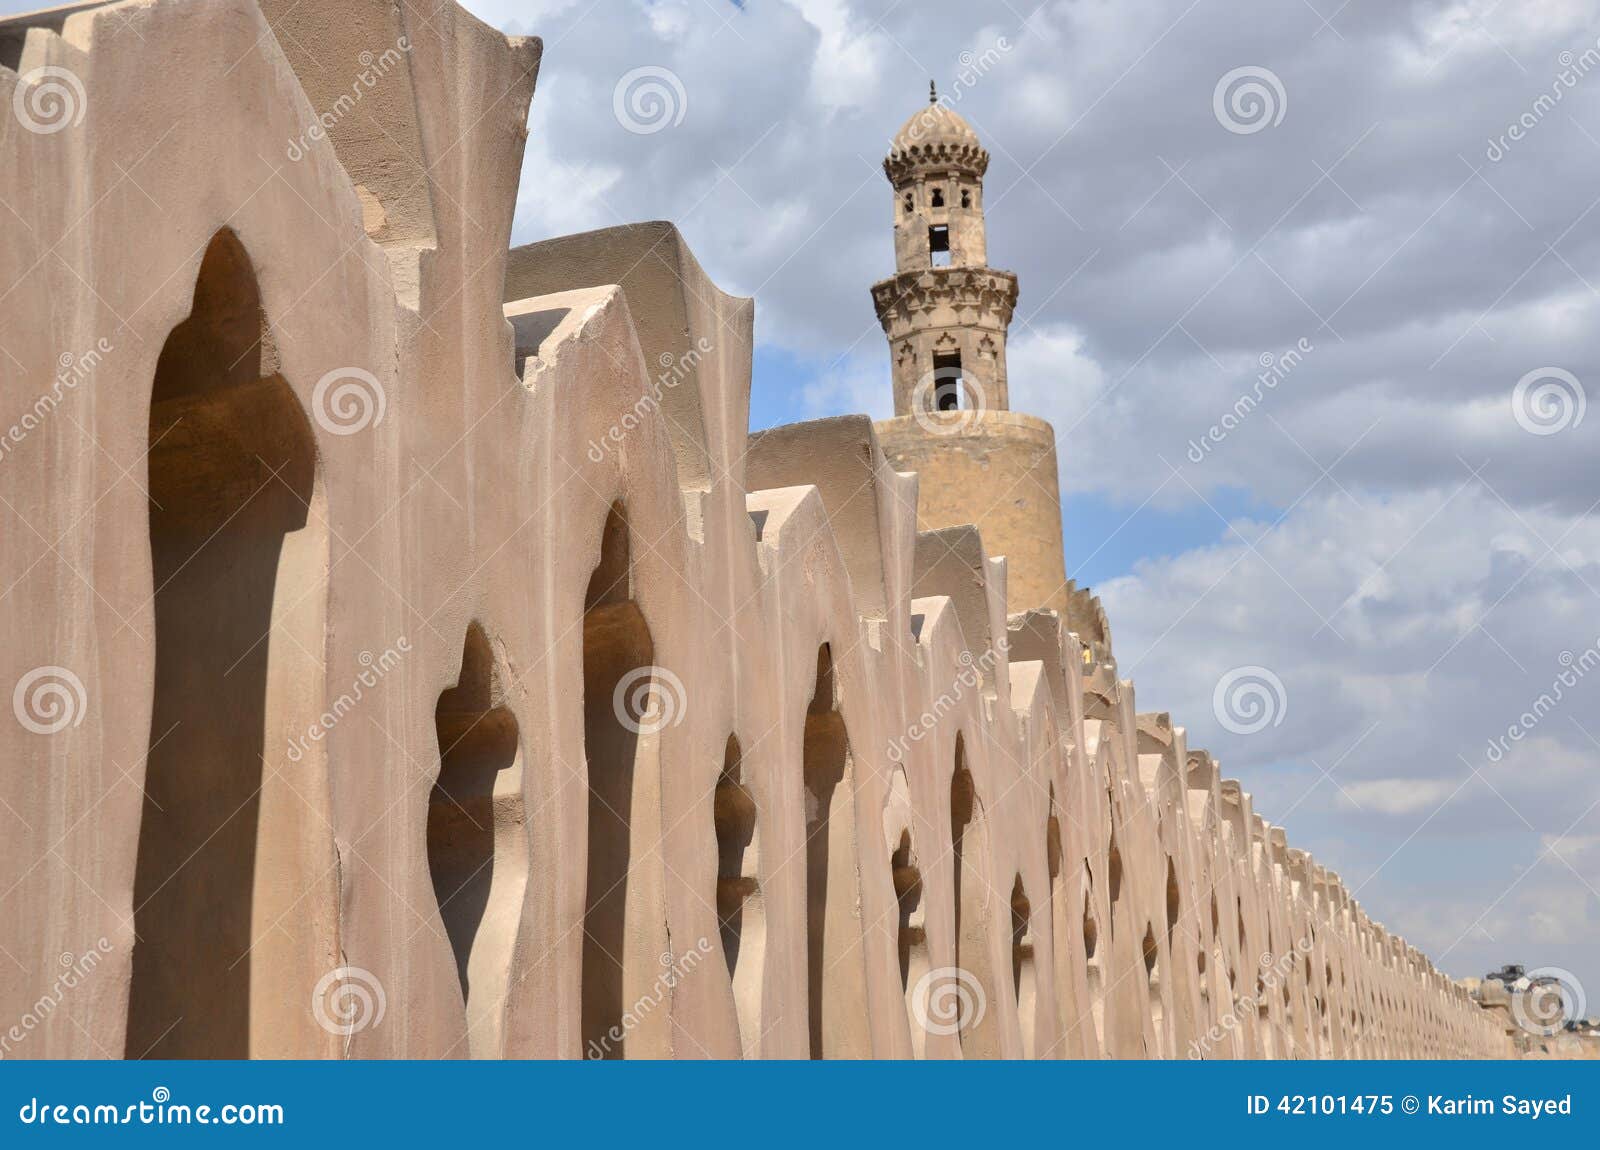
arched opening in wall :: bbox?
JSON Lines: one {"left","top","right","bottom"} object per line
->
{"left": 1165, "top": 857, "right": 1181, "bottom": 948}
{"left": 1046, "top": 807, "right": 1074, "bottom": 1051}
{"left": 1342, "top": 969, "right": 1353, "bottom": 1051}
{"left": 581, "top": 502, "right": 656, "bottom": 1059}
{"left": 1160, "top": 856, "right": 1181, "bottom": 1054}
{"left": 714, "top": 734, "right": 762, "bottom": 1056}
{"left": 428, "top": 622, "right": 527, "bottom": 1057}
{"left": 1010, "top": 874, "right": 1036, "bottom": 1059}
{"left": 931, "top": 350, "right": 963, "bottom": 411}
{"left": 890, "top": 831, "right": 929, "bottom": 1056}
{"left": 1106, "top": 832, "right": 1127, "bottom": 1054}
{"left": 890, "top": 831, "right": 925, "bottom": 993}
{"left": 803, "top": 643, "right": 857, "bottom": 1060}
{"left": 1257, "top": 970, "right": 1276, "bottom": 1059}
{"left": 1210, "top": 893, "right": 1226, "bottom": 999}
{"left": 1281, "top": 968, "right": 1295, "bottom": 1056}
{"left": 129, "top": 228, "right": 327, "bottom": 1059}
{"left": 1107, "top": 837, "right": 1124, "bottom": 930}
{"left": 1082, "top": 867, "right": 1105, "bottom": 1048}
{"left": 1321, "top": 962, "right": 1334, "bottom": 1049}
{"left": 948, "top": 736, "right": 995, "bottom": 1055}
{"left": 1143, "top": 923, "right": 1164, "bottom": 1057}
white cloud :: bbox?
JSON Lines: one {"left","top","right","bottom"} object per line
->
{"left": 1339, "top": 777, "right": 1459, "bottom": 816}
{"left": 782, "top": 0, "right": 887, "bottom": 109}
{"left": 1542, "top": 833, "right": 1600, "bottom": 866}
{"left": 1007, "top": 324, "right": 1107, "bottom": 427}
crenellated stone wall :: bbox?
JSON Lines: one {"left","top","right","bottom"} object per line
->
{"left": 0, "top": 0, "right": 1510, "bottom": 1059}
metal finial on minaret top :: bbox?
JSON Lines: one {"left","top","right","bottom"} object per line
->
{"left": 929, "top": 80, "right": 937, "bottom": 104}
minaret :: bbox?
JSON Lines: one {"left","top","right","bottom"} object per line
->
{"left": 872, "top": 87, "right": 1069, "bottom": 620}
{"left": 872, "top": 84, "right": 1019, "bottom": 416}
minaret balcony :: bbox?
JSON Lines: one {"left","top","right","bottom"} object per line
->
{"left": 871, "top": 265, "right": 1019, "bottom": 333}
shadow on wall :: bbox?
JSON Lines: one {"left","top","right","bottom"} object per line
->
{"left": 1011, "top": 874, "right": 1036, "bottom": 1059}
{"left": 803, "top": 643, "right": 860, "bottom": 1060}
{"left": 892, "top": 831, "right": 929, "bottom": 1056}
{"left": 714, "top": 734, "right": 764, "bottom": 1056}
{"left": 428, "top": 622, "right": 528, "bottom": 1058}
{"left": 950, "top": 737, "right": 1000, "bottom": 1058}
{"left": 129, "top": 229, "right": 328, "bottom": 1059}
{"left": 581, "top": 502, "right": 655, "bottom": 1059}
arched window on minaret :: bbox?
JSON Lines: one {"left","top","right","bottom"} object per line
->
{"left": 932, "top": 351, "right": 962, "bottom": 411}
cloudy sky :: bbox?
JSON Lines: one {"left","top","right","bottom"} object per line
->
{"left": 447, "top": 0, "right": 1600, "bottom": 1001}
